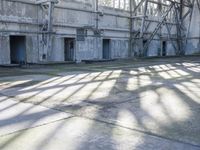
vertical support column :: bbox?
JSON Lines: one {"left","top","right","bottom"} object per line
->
{"left": 157, "top": 0, "right": 162, "bottom": 37}
{"left": 94, "top": 0, "right": 100, "bottom": 59}
{"left": 140, "top": 0, "right": 148, "bottom": 56}
{"left": 174, "top": 3, "right": 183, "bottom": 55}
{"left": 157, "top": 0, "right": 162, "bottom": 56}
{"left": 180, "top": 0, "right": 183, "bottom": 20}
{"left": 129, "top": 0, "right": 133, "bottom": 57}
{"left": 140, "top": 0, "right": 148, "bottom": 38}
{"left": 185, "top": 0, "right": 195, "bottom": 54}
{"left": 95, "top": 0, "right": 99, "bottom": 30}
{"left": 179, "top": 0, "right": 184, "bottom": 55}
{"left": 47, "top": 2, "right": 54, "bottom": 32}
{"left": 46, "top": 1, "right": 54, "bottom": 61}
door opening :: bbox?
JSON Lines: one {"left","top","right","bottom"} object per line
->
{"left": 64, "top": 38, "right": 75, "bottom": 61}
{"left": 10, "top": 36, "right": 26, "bottom": 64}
{"left": 103, "top": 39, "right": 111, "bottom": 59}
{"left": 162, "top": 41, "right": 167, "bottom": 56}
{"left": 143, "top": 40, "right": 148, "bottom": 56}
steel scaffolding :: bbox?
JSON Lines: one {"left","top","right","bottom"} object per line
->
{"left": 36, "top": 0, "right": 199, "bottom": 57}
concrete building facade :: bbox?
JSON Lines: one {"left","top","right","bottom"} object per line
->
{"left": 0, "top": 0, "right": 200, "bottom": 64}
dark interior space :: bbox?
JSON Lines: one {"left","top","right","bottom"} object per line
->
{"left": 10, "top": 36, "right": 26, "bottom": 64}
{"left": 162, "top": 41, "right": 167, "bottom": 56}
{"left": 64, "top": 38, "right": 75, "bottom": 61}
{"left": 143, "top": 40, "right": 148, "bottom": 56}
{"left": 103, "top": 39, "right": 111, "bottom": 59}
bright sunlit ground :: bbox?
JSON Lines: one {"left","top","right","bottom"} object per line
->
{"left": 0, "top": 57, "right": 200, "bottom": 150}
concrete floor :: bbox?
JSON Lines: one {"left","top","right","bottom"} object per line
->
{"left": 0, "top": 57, "right": 200, "bottom": 150}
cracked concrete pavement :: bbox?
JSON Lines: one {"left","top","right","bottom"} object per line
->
{"left": 0, "top": 57, "right": 200, "bottom": 150}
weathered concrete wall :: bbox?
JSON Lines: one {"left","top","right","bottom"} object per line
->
{"left": 148, "top": 41, "right": 160, "bottom": 57}
{"left": 76, "top": 37, "right": 102, "bottom": 61}
{"left": 0, "top": 35, "right": 10, "bottom": 64}
{"left": 26, "top": 35, "right": 39, "bottom": 63}
{"left": 185, "top": 40, "right": 200, "bottom": 55}
{"left": 111, "top": 39, "right": 129, "bottom": 58}
{"left": 0, "top": 0, "right": 199, "bottom": 64}
{"left": 131, "top": 39, "right": 142, "bottom": 57}
{"left": 52, "top": 1, "right": 131, "bottom": 61}
{"left": 166, "top": 41, "right": 177, "bottom": 56}
{"left": 0, "top": 0, "right": 39, "bottom": 64}
{"left": 184, "top": 1, "right": 200, "bottom": 55}
{"left": 50, "top": 37, "right": 65, "bottom": 62}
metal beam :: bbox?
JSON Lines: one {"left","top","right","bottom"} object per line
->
{"left": 143, "top": 3, "right": 174, "bottom": 56}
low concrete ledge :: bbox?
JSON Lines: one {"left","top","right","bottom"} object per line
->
{"left": 35, "top": 61, "right": 76, "bottom": 65}
{"left": 0, "top": 64, "right": 21, "bottom": 68}
{"left": 82, "top": 59, "right": 117, "bottom": 64}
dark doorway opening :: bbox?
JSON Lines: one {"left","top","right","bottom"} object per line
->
{"left": 103, "top": 39, "right": 111, "bottom": 59}
{"left": 64, "top": 38, "right": 75, "bottom": 61}
{"left": 10, "top": 36, "right": 26, "bottom": 64}
{"left": 143, "top": 39, "right": 148, "bottom": 56}
{"left": 162, "top": 41, "right": 167, "bottom": 56}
